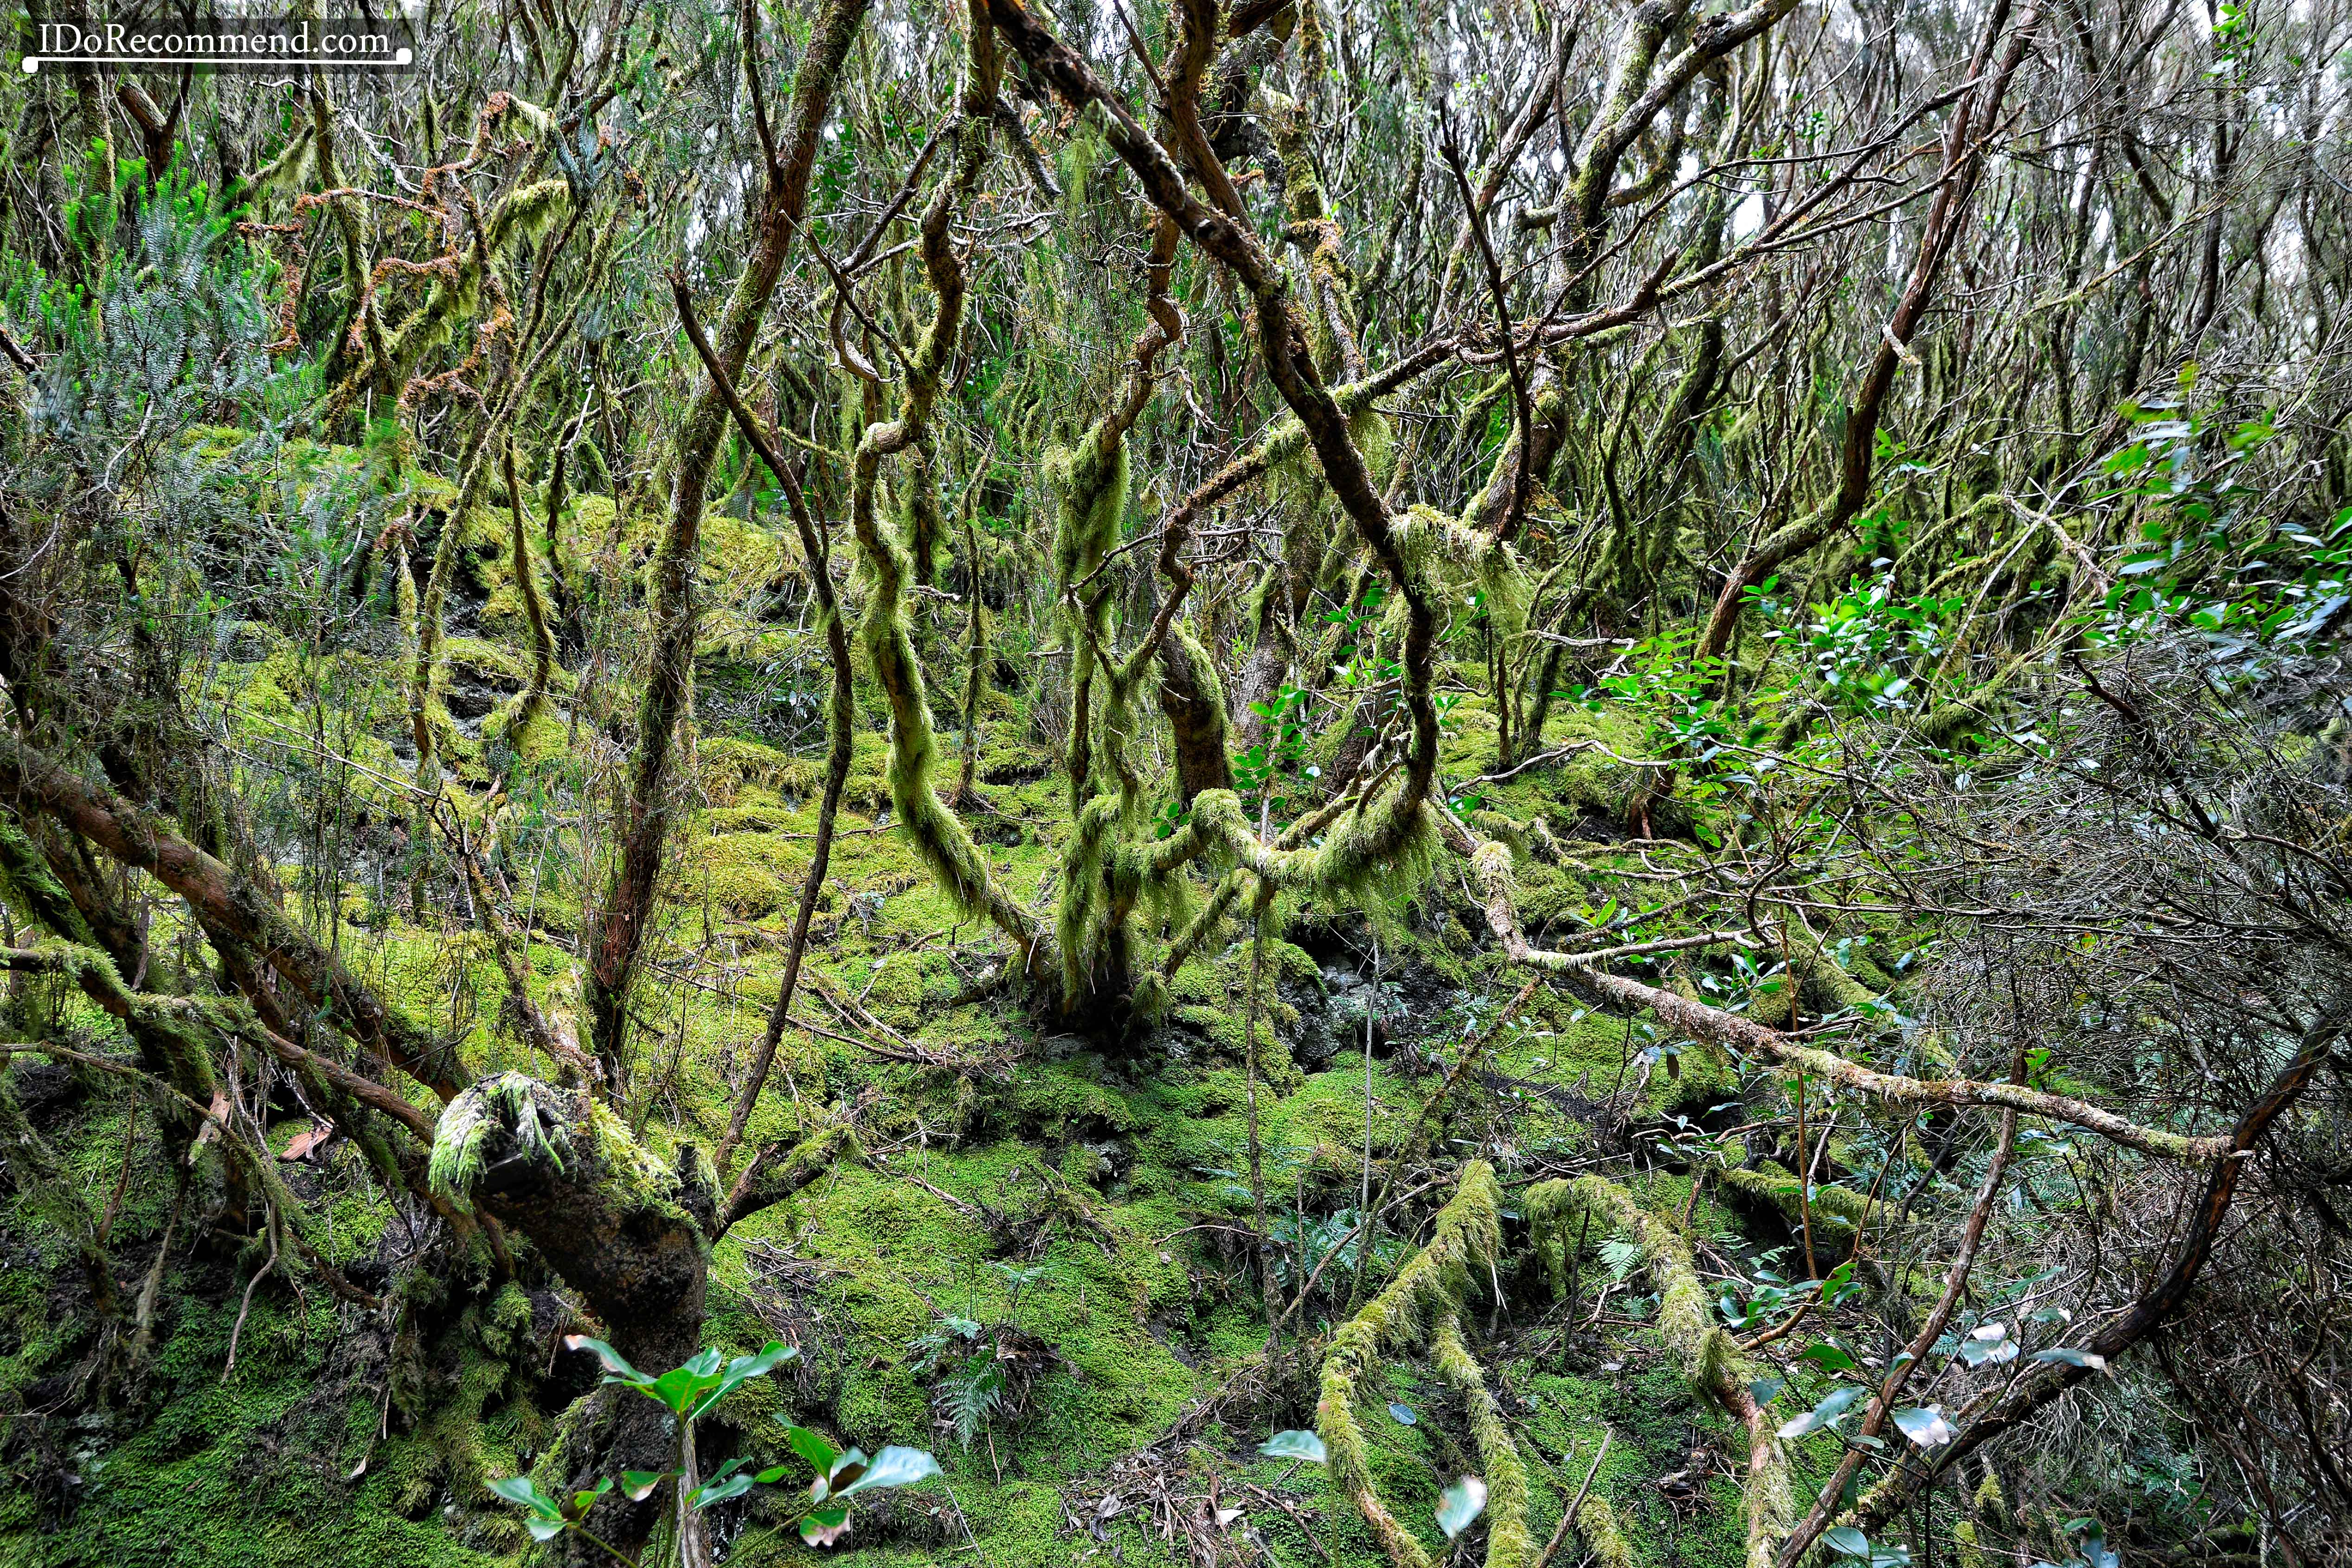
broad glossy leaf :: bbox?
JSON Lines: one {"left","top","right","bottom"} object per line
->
{"left": 1824, "top": 1526, "right": 1871, "bottom": 1557}
{"left": 1435, "top": 1477, "right": 1487, "bottom": 1539}
{"left": 811, "top": 1447, "right": 870, "bottom": 1502}
{"left": 801, "top": 1503, "right": 853, "bottom": 1547}
{"left": 1777, "top": 1385, "right": 1863, "bottom": 1439}
{"left": 649, "top": 1368, "right": 723, "bottom": 1414}
{"left": 488, "top": 1474, "right": 561, "bottom": 1518}
{"left": 833, "top": 1446, "right": 940, "bottom": 1497}
{"left": 690, "top": 1473, "right": 758, "bottom": 1510}
{"left": 564, "top": 1334, "right": 650, "bottom": 1387}
{"left": 1891, "top": 1407, "right": 1952, "bottom": 1447}
{"left": 1797, "top": 1341, "right": 1858, "bottom": 1373}
{"left": 780, "top": 1422, "right": 841, "bottom": 1476}
{"left": 564, "top": 1477, "right": 612, "bottom": 1519}
{"left": 1388, "top": 1402, "right": 1417, "bottom": 1427}
{"left": 2029, "top": 1346, "right": 2107, "bottom": 1372}
{"left": 728, "top": 1341, "right": 798, "bottom": 1381}
{"left": 1959, "top": 1323, "right": 2018, "bottom": 1367}
{"left": 649, "top": 1350, "right": 728, "bottom": 1415}
{"left": 687, "top": 1341, "right": 799, "bottom": 1419}
{"left": 525, "top": 1517, "right": 567, "bottom": 1542}
{"left": 1258, "top": 1430, "right": 1328, "bottom": 1465}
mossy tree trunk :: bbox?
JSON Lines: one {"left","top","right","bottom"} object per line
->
{"left": 583, "top": 0, "right": 873, "bottom": 1086}
{"left": 429, "top": 1073, "right": 847, "bottom": 1561}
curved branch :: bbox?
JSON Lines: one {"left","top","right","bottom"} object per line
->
{"left": 1846, "top": 1006, "right": 2344, "bottom": 1533}
{"left": 1456, "top": 828, "right": 2236, "bottom": 1161}
{"left": 0, "top": 732, "right": 465, "bottom": 1100}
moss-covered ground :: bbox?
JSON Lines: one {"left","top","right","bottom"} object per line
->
{"left": 0, "top": 496, "right": 1884, "bottom": 1568}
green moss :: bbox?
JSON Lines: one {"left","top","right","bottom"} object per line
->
{"left": 487, "top": 699, "right": 568, "bottom": 765}
{"left": 677, "top": 827, "right": 809, "bottom": 920}
{"left": 1716, "top": 1162, "right": 1877, "bottom": 1236}
{"left": 1315, "top": 1161, "right": 1504, "bottom": 1568}
{"left": 861, "top": 952, "right": 928, "bottom": 1032}
{"left": 15, "top": 1250, "right": 513, "bottom": 1568}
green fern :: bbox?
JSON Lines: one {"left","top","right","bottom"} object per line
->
{"left": 935, "top": 1349, "right": 1006, "bottom": 1450}
{"left": 1598, "top": 1237, "right": 1645, "bottom": 1283}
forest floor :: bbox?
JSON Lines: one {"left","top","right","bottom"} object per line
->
{"left": 0, "top": 483, "right": 1895, "bottom": 1568}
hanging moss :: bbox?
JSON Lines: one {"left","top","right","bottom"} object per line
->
{"left": 1053, "top": 794, "right": 1123, "bottom": 1004}
{"left": 853, "top": 497, "right": 1044, "bottom": 968}
{"left": 427, "top": 1072, "right": 573, "bottom": 1210}
{"left": 371, "top": 178, "right": 573, "bottom": 387}
{"left": 1047, "top": 424, "right": 1137, "bottom": 825}
{"left": 1394, "top": 505, "right": 1533, "bottom": 644}
{"left": 1164, "top": 786, "right": 1440, "bottom": 913}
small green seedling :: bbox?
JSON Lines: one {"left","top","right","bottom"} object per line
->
{"left": 488, "top": 1337, "right": 939, "bottom": 1562}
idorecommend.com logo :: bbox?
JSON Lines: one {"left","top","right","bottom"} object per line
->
{"left": 21, "top": 16, "right": 417, "bottom": 71}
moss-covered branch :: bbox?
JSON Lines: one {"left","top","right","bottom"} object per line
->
{"left": 719, "top": 1119, "right": 859, "bottom": 1234}
{"left": 1315, "top": 1160, "right": 1504, "bottom": 1568}
{"left": 1456, "top": 823, "right": 2233, "bottom": 1160}
{"left": 1527, "top": 1176, "right": 1792, "bottom": 1568}
{"left": 0, "top": 737, "right": 466, "bottom": 1099}
{"left": 1432, "top": 1315, "right": 1535, "bottom": 1568}
{"left": 990, "top": 0, "right": 1444, "bottom": 870}
{"left": 498, "top": 437, "right": 557, "bottom": 724}
{"left": 845, "top": 7, "right": 1049, "bottom": 980}
{"left": 1718, "top": 1161, "right": 1879, "bottom": 1238}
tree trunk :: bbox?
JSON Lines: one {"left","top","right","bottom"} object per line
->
{"left": 430, "top": 1073, "right": 715, "bottom": 1558}
{"left": 584, "top": 0, "right": 873, "bottom": 1080}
